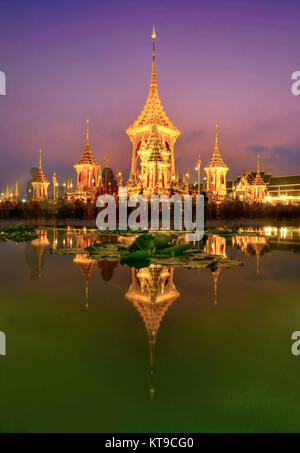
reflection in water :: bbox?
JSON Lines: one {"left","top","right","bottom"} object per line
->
{"left": 24, "top": 230, "right": 50, "bottom": 280}
{"left": 20, "top": 225, "right": 300, "bottom": 395}
{"left": 125, "top": 265, "right": 179, "bottom": 397}
{"left": 205, "top": 234, "right": 227, "bottom": 304}
{"left": 73, "top": 254, "right": 97, "bottom": 309}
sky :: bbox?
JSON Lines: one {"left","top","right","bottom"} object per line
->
{"left": 0, "top": 0, "right": 300, "bottom": 193}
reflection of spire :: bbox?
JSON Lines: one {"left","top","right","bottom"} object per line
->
{"left": 249, "top": 236, "right": 266, "bottom": 275}
{"left": 30, "top": 230, "right": 50, "bottom": 279}
{"left": 125, "top": 265, "right": 179, "bottom": 398}
{"left": 211, "top": 268, "right": 221, "bottom": 305}
{"left": 73, "top": 254, "right": 97, "bottom": 309}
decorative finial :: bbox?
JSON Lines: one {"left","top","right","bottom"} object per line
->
{"left": 150, "top": 26, "right": 157, "bottom": 88}
{"left": 104, "top": 152, "right": 109, "bottom": 168}
{"left": 257, "top": 153, "right": 260, "bottom": 173}
{"left": 86, "top": 117, "right": 90, "bottom": 146}
{"left": 214, "top": 123, "right": 219, "bottom": 152}
{"left": 152, "top": 25, "right": 156, "bottom": 41}
{"left": 39, "top": 148, "right": 42, "bottom": 169}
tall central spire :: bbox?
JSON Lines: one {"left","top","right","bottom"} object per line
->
{"left": 150, "top": 25, "right": 157, "bottom": 88}
{"left": 126, "top": 26, "right": 180, "bottom": 137}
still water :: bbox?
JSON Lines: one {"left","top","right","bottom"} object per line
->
{"left": 0, "top": 226, "right": 300, "bottom": 433}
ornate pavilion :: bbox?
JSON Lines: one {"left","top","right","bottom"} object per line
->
{"left": 2, "top": 27, "right": 300, "bottom": 206}
{"left": 31, "top": 149, "right": 50, "bottom": 201}
{"left": 126, "top": 26, "right": 184, "bottom": 197}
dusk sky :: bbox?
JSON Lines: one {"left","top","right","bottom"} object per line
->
{"left": 1, "top": 0, "right": 300, "bottom": 193}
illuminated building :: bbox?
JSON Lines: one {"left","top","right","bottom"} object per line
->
{"left": 204, "top": 123, "right": 229, "bottom": 203}
{"left": 126, "top": 27, "right": 181, "bottom": 197}
{"left": 31, "top": 149, "right": 50, "bottom": 201}
{"left": 70, "top": 118, "right": 101, "bottom": 202}
{"left": 251, "top": 154, "right": 266, "bottom": 202}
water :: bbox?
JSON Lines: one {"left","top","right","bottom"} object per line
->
{"left": 0, "top": 225, "right": 300, "bottom": 433}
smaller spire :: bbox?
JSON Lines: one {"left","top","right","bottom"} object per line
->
{"left": 257, "top": 153, "right": 260, "bottom": 174}
{"left": 39, "top": 148, "right": 42, "bottom": 169}
{"left": 86, "top": 117, "right": 90, "bottom": 147}
{"left": 215, "top": 122, "right": 219, "bottom": 151}
{"left": 15, "top": 181, "right": 19, "bottom": 197}
{"left": 104, "top": 152, "right": 109, "bottom": 168}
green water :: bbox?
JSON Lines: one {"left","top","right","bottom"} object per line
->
{"left": 1, "top": 226, "right": 300, "bottom": 433}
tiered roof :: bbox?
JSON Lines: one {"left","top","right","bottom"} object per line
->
{"left": 32, "top": 149, "right": 49, "bottom": 184}
{"left": 126, "top": 26, "right": 180, "bottom": 137}
{"left": 75, "top": 119, "right": 100, "bottom": 167}
{"left": 252, "top": 154, "right": 265, "bottom": 186}
{"left": 205, "top": 123, "right": 228, "bottom": 169}
{"left": 146, "top": 125, "right": 164, "bottom": 162}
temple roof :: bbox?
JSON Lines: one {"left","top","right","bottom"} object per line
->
{"left": 75, "top": 119, "right": 100, "bottom": 167}
{"left": 31, "top": 149, "right": 50, "bottom": 184}
{"left": 147, "top": 125, "right": 164, "bottom": 162}
{"left": 126, "top": 27, "right": 180, "bottom": 137}
{"left": 252, "top": 154, "right": 265, "bottom": 186}
{"left": 205, "top": 123, "right": 228, "bottom": 169}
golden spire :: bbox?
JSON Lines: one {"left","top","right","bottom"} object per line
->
{"left": 215, "top": 122, "right": 219, "bottom": 151}
{"left": 252, "top": 153, "right": 264, "bottom": 186}
{"left": 205, "top": 122, "right": 228, "bottom": 169}
{"left": 104, "top": 152, "right": 109, "bottom": 168}
{"left": 86, "top": 117, "right": 90, "bottom": 147}
{"left": 151, "top": 25, "right": 157, "bottom": 88}
{"left": 126, "top": 26, "right": 180, "bottom": 137}
{"left": 15, "top": 181, "right": 19, "bottom": 197}
{"left": 6, "top": 185, "right": 9, "bottom": 199}
{"left": 39, "top": 148, "right": 42, "bottom": 170}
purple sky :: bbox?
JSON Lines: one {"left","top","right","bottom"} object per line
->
{"left": 1, "top": 0, "right": 300, "bottom": 193}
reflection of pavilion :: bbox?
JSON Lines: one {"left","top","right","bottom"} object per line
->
{"left": 29, "top": 230, "right": 50, "bottom": 279}
{"left": 125, "top": 265, "right": 179, "bottom": 397}
{"left": 205, "top": 234, "right": 227, "bottom": 304}
{"left": 73, "top": 254, "right": 97, "bottom": 309}
{"left": 233, "top": 234, "right": 267, "bottom": 275}
{"left": 249, "top": 236, "right": 267, "bottom": 275}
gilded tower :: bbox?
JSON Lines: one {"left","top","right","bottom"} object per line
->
{"left": 204, "top": 123, "right": 229, "bottom": 203}
{"left": 31, "top": 149, "right": 50, "bottom": 201}
{"left": 73, "top": 119, "right": 101, "bottom": 201}
{"left": 126, "top": 27, "right": 181, "bottom": 197}
{"left": 251, "top": 154, "right": 266, "bottom": 202}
